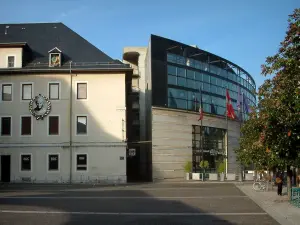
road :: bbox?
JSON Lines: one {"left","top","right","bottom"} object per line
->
{"left": 0, "top": 183, "right": 280, "bottom": 225}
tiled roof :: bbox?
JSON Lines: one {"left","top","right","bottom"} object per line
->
{"left": 0, "top": 23, "right": 130, "bottom": 70}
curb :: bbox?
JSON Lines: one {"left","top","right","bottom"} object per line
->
{"left": 235, "top": 184, "right": 296, "bottom": 225}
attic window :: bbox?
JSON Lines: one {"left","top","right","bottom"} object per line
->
{"left": 48, "top": 47, "right": 62, "bottom": 67}
{"left": 7, "top": 56, "right": 15, "bottom": 68}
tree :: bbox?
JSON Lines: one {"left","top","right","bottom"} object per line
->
{"left": 236, "top": 8, "right": 300, "bottom": 198}
{"left": 259, "top": 8, "right": 300, "bottom": 165}
{"left": 235, "top": 113, "right": 283, "bottom": 172}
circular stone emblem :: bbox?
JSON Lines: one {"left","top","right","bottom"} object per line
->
{"left": 29, "top": 94, "right": 51, "bottom": 120}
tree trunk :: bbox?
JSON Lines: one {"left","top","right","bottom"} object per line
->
{"left": 292, "top": 167, "right": 296, "bottom": 186}
{"left": 297, "top": 168, "right": 300, "bottom": 187}
{"left": 287, "top": 165, "right": 292, "bottom": 199}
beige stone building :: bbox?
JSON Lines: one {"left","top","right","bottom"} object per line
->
{"left": 0, "top": 23, "right": 132, "bottom": 183}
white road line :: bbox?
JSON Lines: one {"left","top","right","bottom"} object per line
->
{"left": 0, "top": 196, "right": 248, "bottom": 199}
{"left": 0, "top": 210, "right": 268, "bottom": 216}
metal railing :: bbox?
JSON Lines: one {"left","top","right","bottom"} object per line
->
{"left": 291, "top": 187, "right": 300, "bottom": 208}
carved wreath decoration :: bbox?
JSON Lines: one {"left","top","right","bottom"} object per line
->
{"left": 29, "top": 94, "right": 51, "bottom": 120}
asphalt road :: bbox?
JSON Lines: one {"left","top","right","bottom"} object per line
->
{"left": 0, "top": 183, "right": 280, "bottom": 225}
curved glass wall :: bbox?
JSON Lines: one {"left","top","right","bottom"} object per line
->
{"left": 167, "top": 53, "right": 256, "bottom": 118}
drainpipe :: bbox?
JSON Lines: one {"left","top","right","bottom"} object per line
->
{"left": 69, "top": 61, "right": 73, "bottom": 183}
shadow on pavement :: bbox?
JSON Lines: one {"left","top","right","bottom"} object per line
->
{"left": 0, "top": 187, "right": 242, "bottom": 225}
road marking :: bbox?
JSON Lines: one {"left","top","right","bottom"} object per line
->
{"left": 0, "top": 210, "right": 268, "bottom": 216}
{"left": 0, "top": 187, "right": 230, "bottom": 193}
{"left": 0, "top": 196, "right": 248, "bottom": 199}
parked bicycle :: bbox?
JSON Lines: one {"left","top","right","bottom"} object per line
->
{"left": 253, "top": 179, "right": 267, "bottom": 191}
{"left": 252, "top": 171, "right": 271, "bottom": 191}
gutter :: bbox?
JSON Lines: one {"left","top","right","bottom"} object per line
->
{"left": 69, "top": 61, "right": 73, "bottom": 184}
{"left": 0, "top": 68, "right": 133, "bottom": 75}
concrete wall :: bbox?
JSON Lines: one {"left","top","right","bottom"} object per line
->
{"left": 0, "top": 48, "right": 23, "bottom": 68}
{"left": 151, "top": 107, "right": 241, "bottom": 180}
{"left": 0, "top": 72, "right": 127, "bottom": 183}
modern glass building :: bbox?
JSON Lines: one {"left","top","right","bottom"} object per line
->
{"left": 166, "top": 47, "right": 256, "bottom": 119}
{"left": 124, "top": 35, "right": 256, "bottom": 181}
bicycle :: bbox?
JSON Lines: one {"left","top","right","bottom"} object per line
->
{"left": 253, "top": 178, "right": 267, "bottom": 191}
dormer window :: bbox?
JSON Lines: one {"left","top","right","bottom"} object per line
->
{"left": 48, "top": 47, "right": 62, "bottom": 67}
{"left": 7, "top": 56, "right": 15, "bottom": 68}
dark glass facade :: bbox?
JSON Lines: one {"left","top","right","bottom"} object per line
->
{"left": 150, "top": 35, "right": 256, "bottom": 119}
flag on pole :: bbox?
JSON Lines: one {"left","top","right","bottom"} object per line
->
{"left": 243, "top": 94, "right": 252, "bottom": 114}
{"left": 198, "top": 89, "right": 204, "bottom": 121}
{"left": 226, "top": 89, "right": 236, "bottom": 120}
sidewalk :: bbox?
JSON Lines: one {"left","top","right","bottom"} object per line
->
{"left": 236, "top": 183, "right": 300, "bottom": 225}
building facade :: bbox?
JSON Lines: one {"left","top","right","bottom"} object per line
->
{"left": 123, "top": 35, "right": 256, "bottom": 181}
{"left": 0, "top": 23, "right": 132, "bottom": 183}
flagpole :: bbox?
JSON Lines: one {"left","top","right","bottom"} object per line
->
{"left": 239, "top": 91, "right": 244, "bottom": 182}
{"left": 200, "top": 87, "right": 204, "bottom": 181}
{"left": 226, "top": 88, "right": 228, "bottom": 176}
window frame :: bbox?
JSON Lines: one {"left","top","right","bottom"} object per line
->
{"left": 7, "top": 55, "right": 16, "bottom": 68}
{"left": 20, "top": 82, "right": 34, "bottom": 101}
{"left": 48, "top": 115, "right": 60, "bottom": 136}
{"left": 47, "top": 153, "right": 60, "bottom": 172}
{"left": 76, "top": 115, "right": 88, "bottom": 135}
{"left": 0, "top": 115, "right": 12, "bottom": 137}
{"left": 20, "top": 153, "right": 32, "bottom": 172}
{"left": 76, "top": 81, "right": 88, "bottom": 100}
{"left": 48, "top": 81, "right": 61, "bottom": 100}
{"left": 75, "top": 153, "right": 88, "bottom": 172}
{"left": 1, "top": 83, "right": 13, "bottom": 102}
{"left": 20, "top": 115, "right": 33, "bottom": 137}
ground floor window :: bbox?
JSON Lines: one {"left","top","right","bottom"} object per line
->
{"left": 48, "top": 154, "right": 59, "bottom": 171}
{"left": 192, "top": 125, "right": 226, "bottom": 173}
{"left": 20, "top": 154, "right": 32, "bottom": 171}
{"left": 76, "top": 154, "right": 87, "bottom": 171}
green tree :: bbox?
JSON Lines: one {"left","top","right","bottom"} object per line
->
{"left": 259, "top": 8, "right": 300, "bottom": 165}
{"left": 237, "top": 8, "right": 300, "bottom": 198}
{"left": 235, "top": 111, "right": 283, "bottom": 172}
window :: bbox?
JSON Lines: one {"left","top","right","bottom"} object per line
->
{"left": 48, "top": 154, "right": 59, "bottom": 171}
{"left": 7, "top": 56, "right": 15, "bottom": 68}
{"left": 21, "top": 116, "right": 32, "bottom": 136}
{"left": 49, "top": 83, "right": 60, "bottom": 100}
{"left": 77, "top": 82, "right": 87, "bottom": 99}
{"left": 195, "top": 72, "right": 202, "bottom": 81}
{"left": 49, "top": 116, "right": 59, "bottom": 135}
{"left": 177, "top": 68, "right": 185, "bottom": 77}
{"left": 187, "top": 79, "right": 195, "bottom": 89}
{"left": 1, "top": 117, "right": 11, "bottom": 136}
{"left": 21, "top": 154, "right": 31, "bottom": 171}
{"left": 187, "top": 70, "right": 194, "bottom": 79}
{"left": 76, "top": 116, "right": 87, "bottom": 134}
{"left": 168, "top": 75, "right": 176, "bottom": 85}
{"left": 167, "top": 65, "right": 176, "bottom": 75}
{"left": 76, "top": 154, "right": 87, "bottom": 171}
{"left": 177, "top": 77, "right": 186, "bottom": 87}
{"left": 210, "top": 76, "right": 217, "bottom": 85}
{"left": 1, "top": 84, "right": 12, "bottom": 101}
{"left": 22, "top": 83, "right": 32, "bottom": 100}
{"left": 203, "top": 74, "right": 210, "bottom": 83}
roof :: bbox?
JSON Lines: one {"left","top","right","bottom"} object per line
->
{"left": 0, "top": 23, "right": 130, "bottom": 71}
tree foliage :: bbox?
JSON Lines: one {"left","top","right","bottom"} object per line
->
{"left": 236, "top": 8, "right": 300, "bottom": 169}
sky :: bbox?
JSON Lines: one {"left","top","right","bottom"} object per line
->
{"left": 1, "top": 0, "right": 299, "bottom": 88}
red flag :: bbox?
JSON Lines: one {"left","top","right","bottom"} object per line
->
{"left": 226, "top": 89, "right": 236, "bottom": 120}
